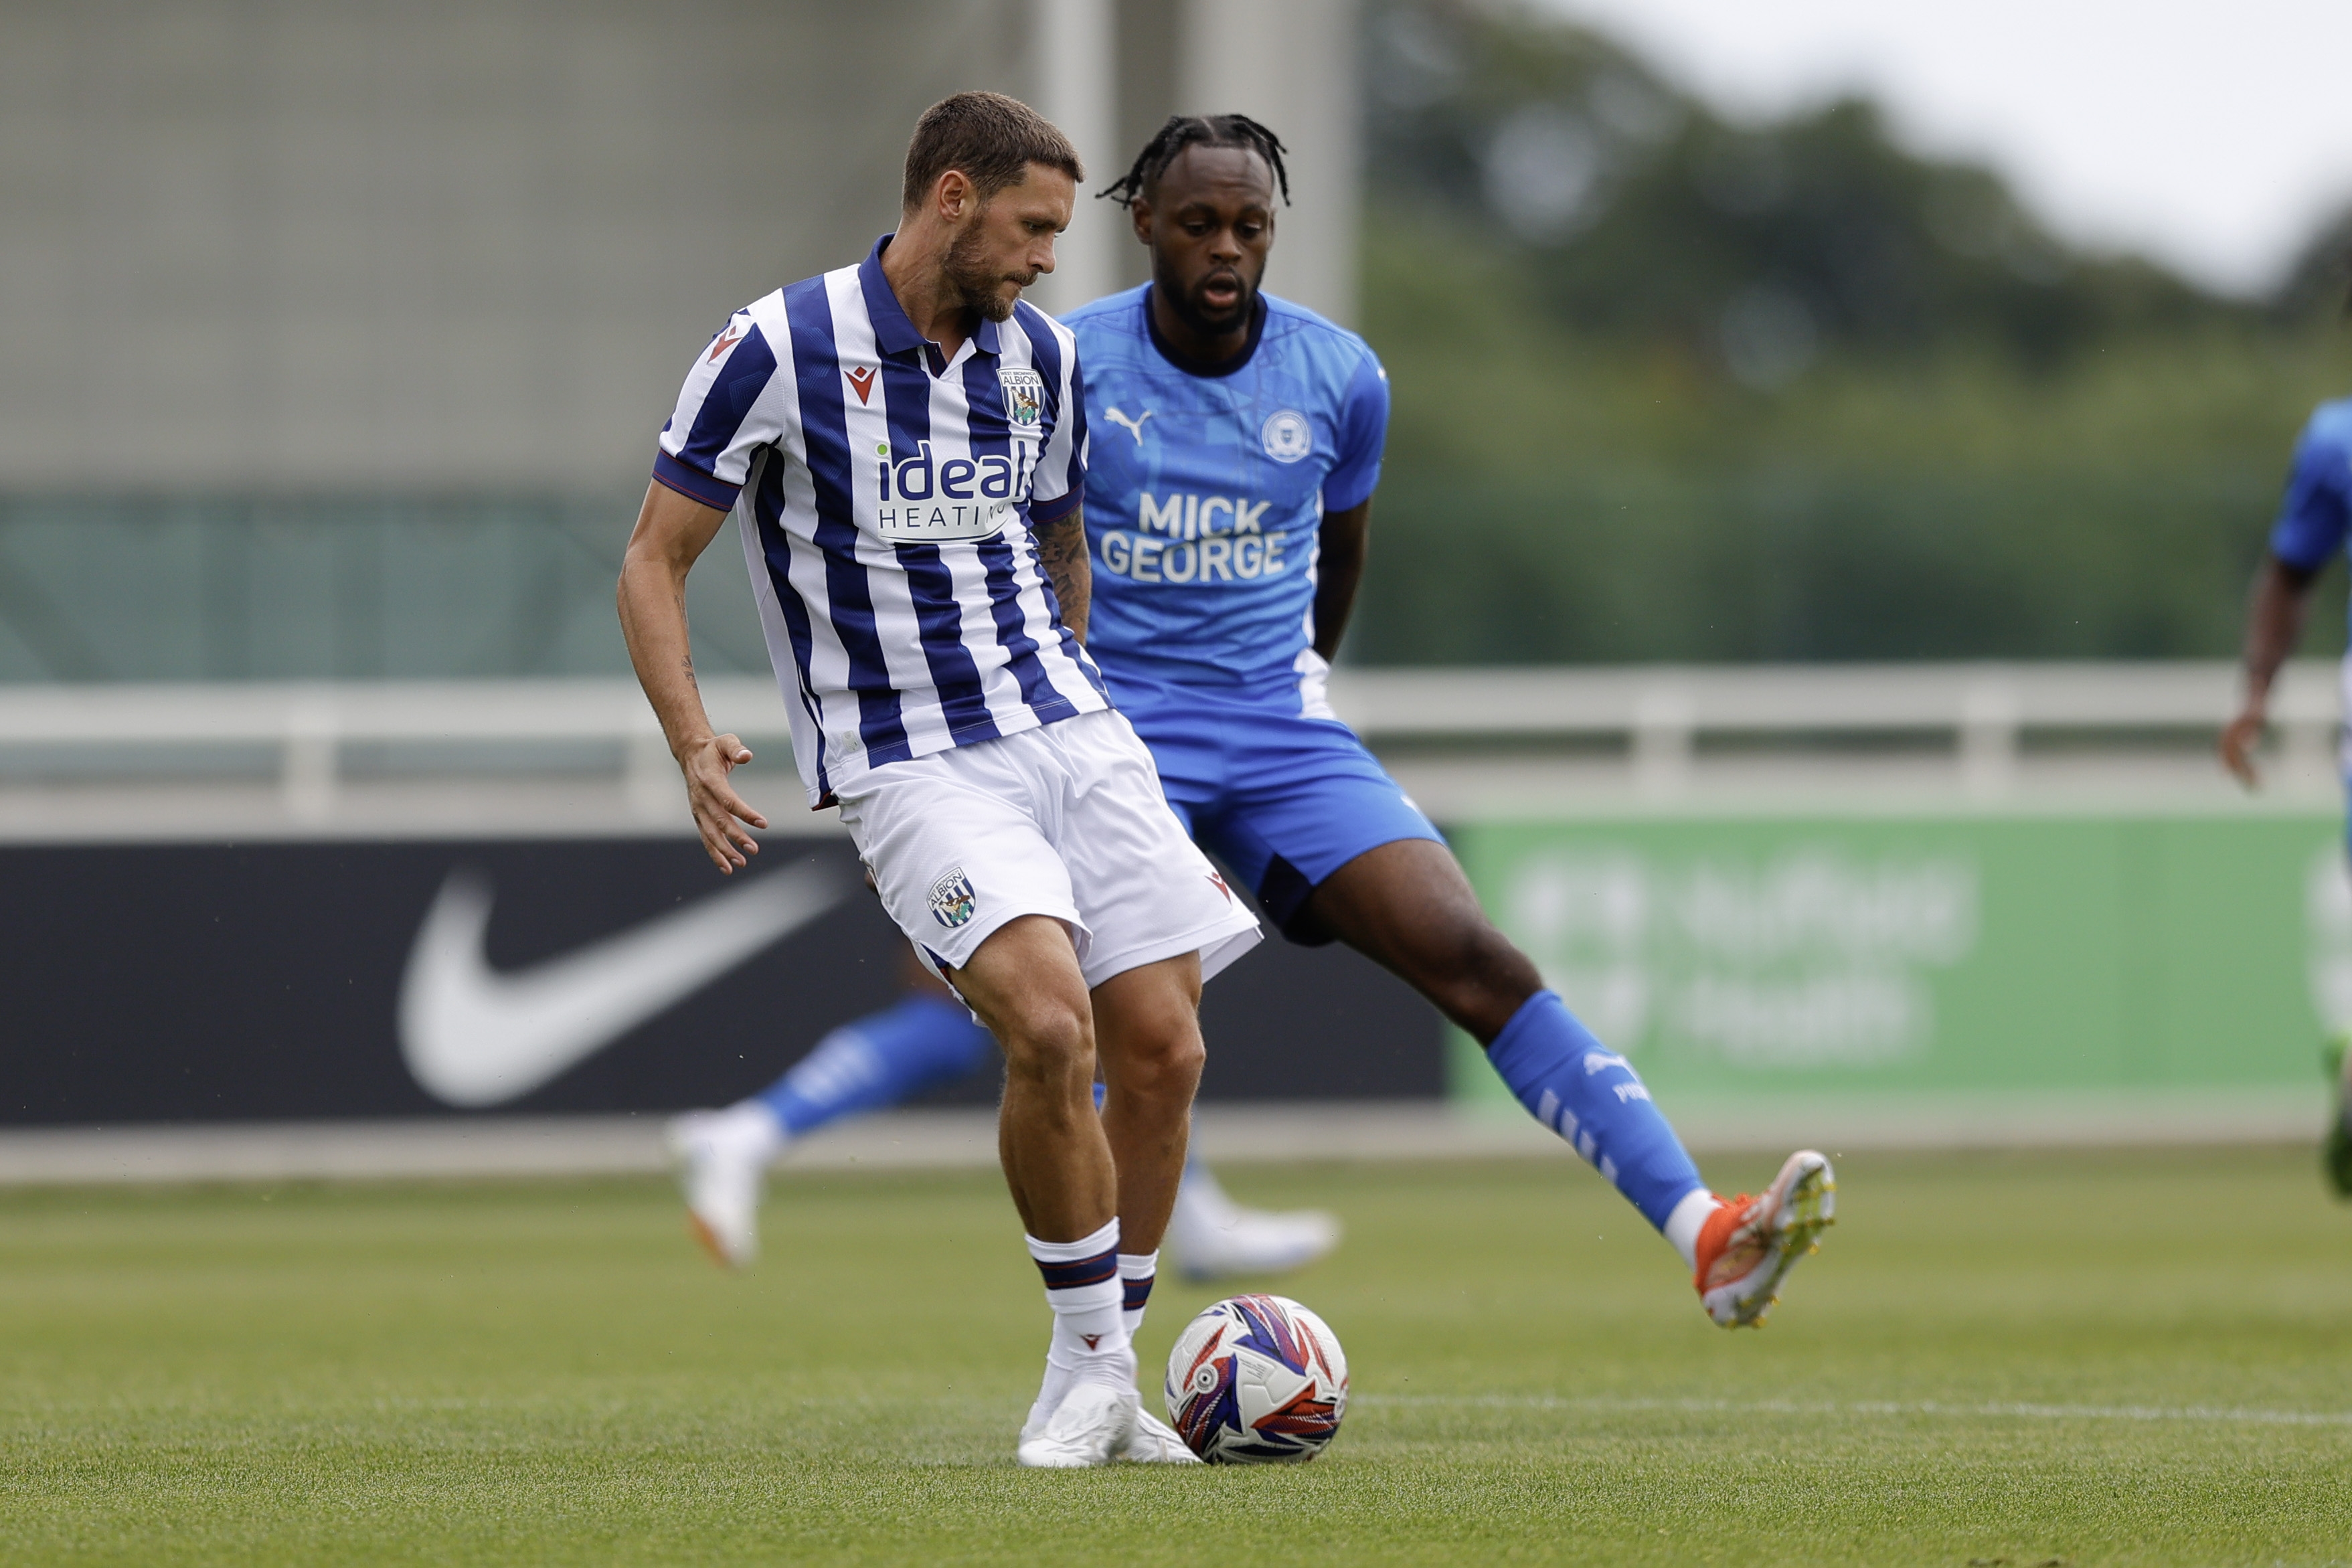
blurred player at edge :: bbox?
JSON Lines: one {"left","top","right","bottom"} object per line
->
{"left": 618, "top": 92, "right": 1260, "bottom": 1468}
{"left": 2219, "top": 354, "right": 2352, "bottom": 1194}
{"left": 683, "top": 113, "right": 1837, "bottom": 1330}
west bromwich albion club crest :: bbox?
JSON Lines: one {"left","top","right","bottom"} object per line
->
{"left": 999, "top": 369, "right": 1046, "bottom": 432}
{"left": 929, "top": 867, "right": 978, "bottom": 930}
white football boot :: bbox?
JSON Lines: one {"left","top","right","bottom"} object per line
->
{"left": 1166, "top": 1163, "right": 1341, "bottom": 1282}
{"left": 1692, "top": 1150, "right": 1837, "bottom": 1328}
{"left": 665, "top": 1104, "right": 780, "bottom": 1269}
{"left": 1119, "top": 1409, "right": 1203, "bottom": 1464}
{"left": 1016, "top": 1363, "right": 1141, "bottom": 1468}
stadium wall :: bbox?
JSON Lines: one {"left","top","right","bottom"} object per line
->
{"left": 0, "top": 0, "right": 1361, "bottom": 499}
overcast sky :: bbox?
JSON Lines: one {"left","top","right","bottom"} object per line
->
{"left": 1541, "top": 0, "right": 2352, "bottom": 297}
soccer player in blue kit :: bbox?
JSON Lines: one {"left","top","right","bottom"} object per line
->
{"left": 674, "top": 114, "right": 1835, "bottom": 1329}
{"left": 2221, "top": 389, "right": 2352, "bottom": 1193}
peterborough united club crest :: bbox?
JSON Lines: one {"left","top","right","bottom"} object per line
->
{"left": 999, "top": 369, "right": 1045, "bottom": 430}
{"left": 1261, "top": 408, "right": 1313, "bottom": 463}
{"left": 928, "top": 867, "right": 978, "bottom": 930}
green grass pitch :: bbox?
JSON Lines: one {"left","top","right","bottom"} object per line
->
{"left": 4, "top": 1145, "right": 2349, "bottom": 1565}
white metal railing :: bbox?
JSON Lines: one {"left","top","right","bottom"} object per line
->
{"left": 0, "top": 661, "right": 2331, "bottom": 818}
{"left": 0, "top": 677, "right": 790, "bottom": 823}
{"left": 1325, "top": 661, "right": 2341, "bottom": 795}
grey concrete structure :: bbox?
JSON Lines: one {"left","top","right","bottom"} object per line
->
{"left": 0, "top": 0, "right": 1362, "bottom": 499}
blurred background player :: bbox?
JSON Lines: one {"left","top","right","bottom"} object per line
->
{"left": 681, "top": 112, "right": 1835, "bottom": 1330}
{"left": 669, "top": 952, "right": 1341, "bottom": 1279}
{"left": 622, "top": 92, "right": 1261, "bottom": 1468}
{"left": 2219, "top": 330, "right": 2352, "bottom": 1193}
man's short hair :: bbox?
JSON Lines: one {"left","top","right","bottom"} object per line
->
{"left": 902, "top": 91, "right": 1082, "bottom": 213}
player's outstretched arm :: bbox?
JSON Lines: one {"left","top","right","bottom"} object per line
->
{"left": 617, "top": 480, "right": 770, "bottom": 871}
{"left": 1035, "top": 503, "right": 1090, "bottom": 643}
{"left": 1311, "top": 499, "right": 1372, "bottom": 663}
{"left": 2221, "top": 551, "right": 2321, "bottom": 788}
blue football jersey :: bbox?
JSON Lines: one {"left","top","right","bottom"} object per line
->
{"left": 2270, "top": 400, "right": 2352, "bottom": 611}
{"left": 1063, "top": 286, "right": 1389, "bottom": 693}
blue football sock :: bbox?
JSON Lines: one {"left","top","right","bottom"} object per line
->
{"left": 756, "top": 992, "right": 995, "bottom": 1139}
{"left": 1485, "top": 990, "right": 1707, "bottom": 1232}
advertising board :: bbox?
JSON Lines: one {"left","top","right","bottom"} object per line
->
{"left": 1448, "top": 813, "right": 2347, "bottom": 1112}
{"left": 0, "top": 837, "right": 1438, "bottom": 1126}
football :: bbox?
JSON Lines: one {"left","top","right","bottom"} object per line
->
{"left": 1163, "top": 1294, "right": 1349, "bottom": 1463}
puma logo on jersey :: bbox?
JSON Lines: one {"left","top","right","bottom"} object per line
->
{"left": 1104, "top": 406, "right": 1153, "bottom": 445}
{"left": 846, "top": 365, "right": 877, "bottom": 404}
{"left": 707, "top": 327, "right": 744, "bottom": 363}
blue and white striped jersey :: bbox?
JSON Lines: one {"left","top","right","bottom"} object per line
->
{"left": 653, "top": 236, "right": 1103, "bottom": 806}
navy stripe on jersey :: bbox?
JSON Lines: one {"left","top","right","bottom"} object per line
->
{"left": 675, "top": 326, "right": 779, "bottom": 485}
{"left": 871, "top": 315, "right": 998, "bottom": 746}
{"left": 784, "top": 278, "right": 912, "bottom": 768}
{"left": 1016, "top": 307, "right": 1085, "bottom": 523}
{"left": 961, "top": 351, "right": 1082, "bottom": 717}
{"left": 747, "top": 450, "right": 834, "bottom": 801}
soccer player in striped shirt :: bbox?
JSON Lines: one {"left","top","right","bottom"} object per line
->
{"left": 618, "top": 93, "right": 1258, "bottom": 1468}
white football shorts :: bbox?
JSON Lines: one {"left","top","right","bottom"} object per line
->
{"left": 836, "top": 707, "right": 1262, "bottom": 990}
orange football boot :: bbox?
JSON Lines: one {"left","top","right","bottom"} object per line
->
{"left": 1692, "top": 1150, "right": 1836, "bottom": 1327}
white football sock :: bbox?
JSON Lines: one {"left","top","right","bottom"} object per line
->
{"left": 707, "top": 1100, "right": 786, "bottom": 1165}
{"left": 1028, "top": 1217, "right": 1128, "bottom": 1370}
{"left": 1663, "top": 1188, "right": 1721, "bottom": 1271}
{"left": 1118, "top": 1249, "right": 1159, "bottom": 1338}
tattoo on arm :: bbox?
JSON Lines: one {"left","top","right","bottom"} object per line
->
{"left": 1035, "top": 506, "right": 1091, "bottom": 643}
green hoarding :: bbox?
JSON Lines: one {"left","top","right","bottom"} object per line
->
{"left": 1447, "top": 813, "right": 2349, "bottom": 1109}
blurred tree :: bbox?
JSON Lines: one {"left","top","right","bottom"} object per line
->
{"left": 2274, "top": 205, "right": 2352, "bottom": 325}
{"left": 1349, "top": 0, "right": 2352, "bottom": 665}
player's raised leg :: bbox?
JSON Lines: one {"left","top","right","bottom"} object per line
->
{"left": 1305, "top": 837, "right": 1834, "bottom": 1327}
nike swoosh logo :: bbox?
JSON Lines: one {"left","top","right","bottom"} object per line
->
{"left": 398, "top": 861, "right": 845, "bottom": 1108}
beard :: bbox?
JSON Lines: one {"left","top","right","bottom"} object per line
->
{"left": 944, "top": 225, "right": 1029, "bottom": 323}
{"left": 1160, "top": 264, "right": 1256, "bottom": 339}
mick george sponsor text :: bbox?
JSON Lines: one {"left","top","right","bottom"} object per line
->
{"left": 1097, "top": 491, "right": 1289, "bottom": 584}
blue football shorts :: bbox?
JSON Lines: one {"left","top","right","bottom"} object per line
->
{"left": 1110, "top": 665, "right": 1446, "bottom": 945}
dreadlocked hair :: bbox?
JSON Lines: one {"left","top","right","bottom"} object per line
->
{"left": 1097, "top": 114, "right": 1291, "bottom": 209}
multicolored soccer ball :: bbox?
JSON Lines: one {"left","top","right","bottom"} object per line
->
{"left": 1163, "top": 1294, "right": 1349, "bottom": 1463}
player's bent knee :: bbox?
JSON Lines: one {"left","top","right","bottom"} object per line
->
{"left": 992, "top": 998, "right": 1094, "bottom": 1085}
{"left": 1114, "top": 1021, "right": 1205, "bottom": 1099}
